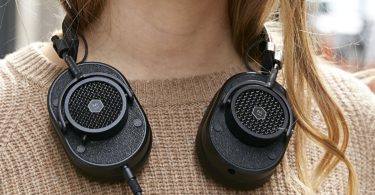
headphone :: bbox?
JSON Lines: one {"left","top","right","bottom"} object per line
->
{"left": 47, "top": 17, "right": 295, "bottom": 194}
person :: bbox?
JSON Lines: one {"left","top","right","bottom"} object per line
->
{"left": 0, "top": 0, "right": 374, "bottom": 194}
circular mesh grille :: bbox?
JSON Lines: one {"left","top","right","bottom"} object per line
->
{"left": 234, "top": 89, "right": 285, "bottom": 135}
{"left": 68, "top": 81, "right": 123, "bottom": 129}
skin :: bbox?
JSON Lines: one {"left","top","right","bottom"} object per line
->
{"left": 42, "top": 0, "right": 243, "bottom": 80}
{"left": 41, "top": 0, "right": 375, "bottom": 92}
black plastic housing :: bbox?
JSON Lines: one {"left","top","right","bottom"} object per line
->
{"left": 48, "top": 62, "right": 152, "bottom": 180}
{"left": 196, "top": 72, "right": 295, "bottom": 189}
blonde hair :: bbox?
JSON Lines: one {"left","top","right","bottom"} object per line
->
{"left": 61, "top": 0, "right": 358, "bottom": 194}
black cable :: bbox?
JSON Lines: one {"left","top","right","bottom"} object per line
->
{"left": 77, "top": 32, "right": 88, "bottom": 64}
{"left": 122, "top": 165, "right": 143, "bottom": 195}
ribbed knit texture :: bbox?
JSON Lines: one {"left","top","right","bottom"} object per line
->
{"left": 0, "top": 43, "right": 374, "bottom": 194}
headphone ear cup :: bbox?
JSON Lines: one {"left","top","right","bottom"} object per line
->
{"left": 48, "top": 62, "right": 152, "bottom": 179}
{"left": 196, "top": 72, "right": 295, "bottom": 188}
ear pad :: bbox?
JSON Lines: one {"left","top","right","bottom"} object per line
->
{"left": 48, "top": 62, "right": 152, "bottom": 179}
{"left": 196, "top": 72, "right": 295, "bottom": 188}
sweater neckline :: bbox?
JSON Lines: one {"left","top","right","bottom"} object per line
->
{"left": 5, "top": 42, "right": 246, "bottom": 106}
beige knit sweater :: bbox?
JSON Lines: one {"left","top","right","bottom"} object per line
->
{"left": 0, "top": 43, "right": 374, "bottom": 194}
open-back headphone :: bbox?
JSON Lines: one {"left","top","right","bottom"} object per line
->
{"left": 47, "top": 16, "right": 295, "bottom": 194}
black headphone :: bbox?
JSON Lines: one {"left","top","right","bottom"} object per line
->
{"left": 196, "top": 38, "right": 295, "bottom": 188}
{"left": 47, "top": 17, "right": 295, "bottom": 194}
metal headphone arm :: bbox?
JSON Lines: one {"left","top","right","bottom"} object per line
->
{"left": 51, "top": 16, "right": 82, "bottom": 79}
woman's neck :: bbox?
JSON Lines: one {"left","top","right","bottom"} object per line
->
{"left": 45, "top": 0, "right": 242, "bottom": 80}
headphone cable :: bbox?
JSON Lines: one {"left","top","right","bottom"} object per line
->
{"left": 122, "top": 165, "right": 143, "bottom": 195}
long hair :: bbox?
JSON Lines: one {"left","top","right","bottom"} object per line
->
{"left": 60, "top": 0, "right": 358, "bottom": 194}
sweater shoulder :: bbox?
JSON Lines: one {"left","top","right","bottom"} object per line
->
{"left": 2, "top": 43, "right": 63, "bottom": 87}
{"left": 0, "top": 44, "right": 62, "bottom": 148}
{"left": 319, "top": 64, "right": 375, "bottom": 131}
{"left": 0, "top": 57, "right": 30, "bottom": 148}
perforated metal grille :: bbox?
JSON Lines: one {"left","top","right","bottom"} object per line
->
{"left": 234, "top": 89, "right": 285, "bottom": 135}
{"left": 68, "top": 81, "right": 123, "bottom": 129}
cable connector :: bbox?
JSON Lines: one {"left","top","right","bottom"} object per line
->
{"left": 261, "top": 42, "right": 276, "bottom": 72}
{"left": 51, "top": 35, "right": 70, "bottom": 59}
{"left": 51, "top": 35, "right": 82, "bottom": 79}
{"left": 51, "top": 34, "right": 79, "bottom": 62}
{"left": 122, "top": 165, "right": 143, "bottom": 195}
